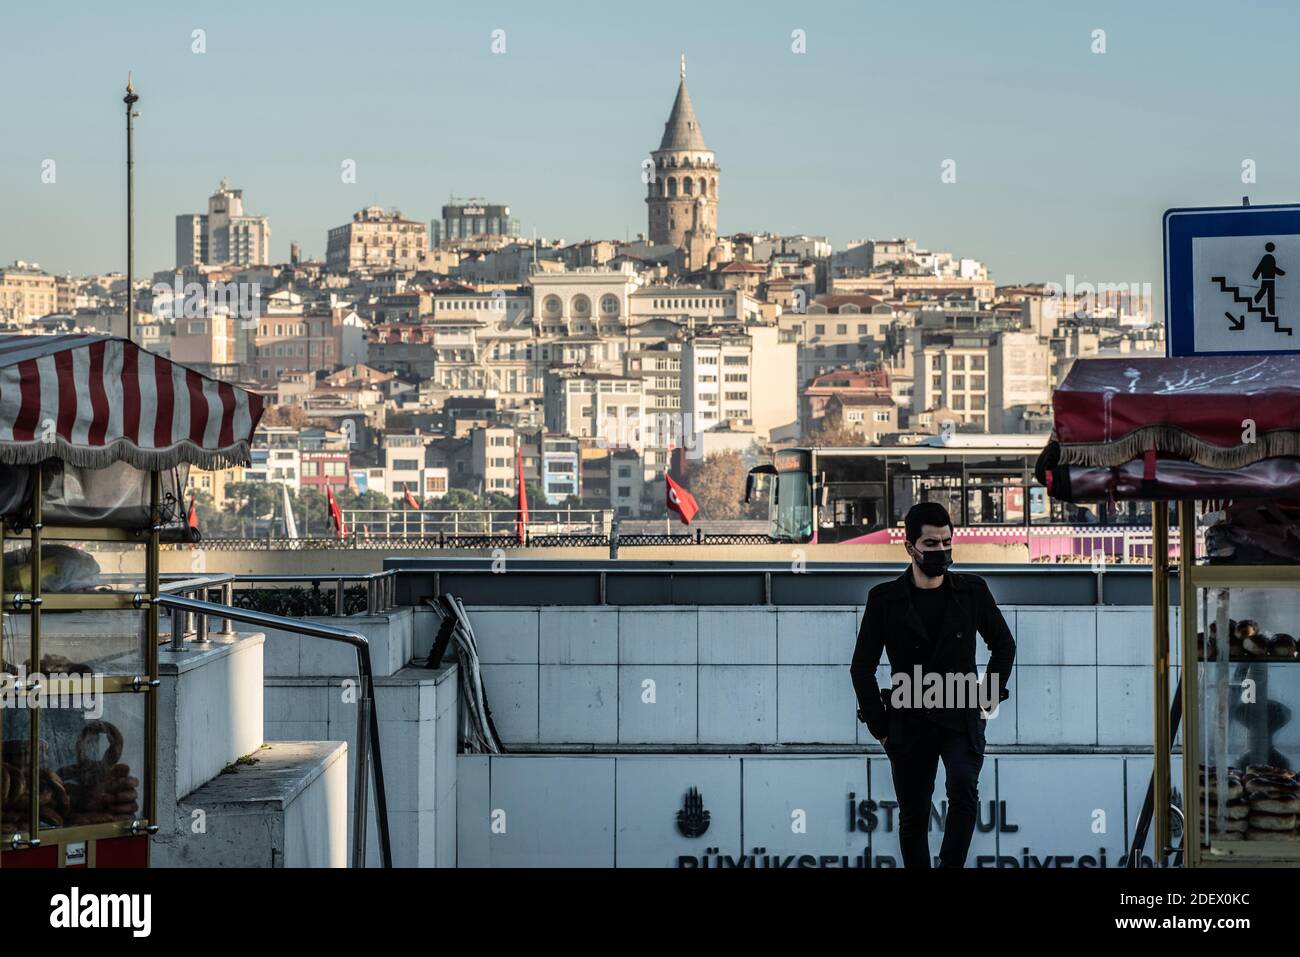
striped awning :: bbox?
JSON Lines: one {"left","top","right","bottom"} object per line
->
{"left": 0, "top": 334, "right": 264, "bottom": 470}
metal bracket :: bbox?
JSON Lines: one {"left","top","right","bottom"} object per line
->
{"left": 10, "top": 594, "right": 41, "bottom": 609}
{"left": 131, "top": 676, "right": 160, "bottom": 692}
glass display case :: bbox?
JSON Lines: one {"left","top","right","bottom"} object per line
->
{"left": 1182, "top": 564, "right": 1300, "bottom": 866}
{"left": 0, "top": 464, "right": 161, "bottom": 867}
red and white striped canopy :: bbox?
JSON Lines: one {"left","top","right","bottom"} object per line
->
{"left": 0, "top": 334, "right": 264, "bottom": 470}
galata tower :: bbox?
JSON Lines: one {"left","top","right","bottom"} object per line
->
{"left": 646, "top": 55, "right": 719, "bottom": 270}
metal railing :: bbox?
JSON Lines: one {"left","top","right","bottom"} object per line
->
{"left": 342, "top": 508, "right": 608, "bottom": 538}
{"left": 228, "top": 571, "right": 396, "bottom": 617}
{"left": 155, "top": 592, "right": 393, "bottom": 869}
{"left": 159, "top": 572, "right": 396, "bottom": 649}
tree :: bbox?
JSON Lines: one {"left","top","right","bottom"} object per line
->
{"left": 260, "top": 404, "right": 310, "bottom": 429}
{"left": 687, "top": 450, "right": 748, "bottom": 521}
{"left": 432, "top": 488, "right": 482, "bottom": 511}
{"left": 223, "top": 481, "right": 281, "bottom": 537}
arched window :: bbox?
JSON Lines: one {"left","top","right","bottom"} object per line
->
{"left": 699, "top": 178, "right": 708, "bottom": 197}
{"left": 542, "top": 295, "right": 562, "bottom": 318}
{"left": 710, "top": 177, "right": 717, "bottom": 195}
{"left": 600, "top": 295, "right": 620, "bottom": 316}
{"left": 683, "top": 177, "right": 694, "bottom": 195}
{"left": 668, "top": 178, "right": 678, "bottom": 198}
{"left": 571, "top": 294, "right": 591, "bottom": 317}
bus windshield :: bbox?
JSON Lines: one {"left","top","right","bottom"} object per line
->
{"left": 771, "top": 469, "right": 813, "bottom": 541}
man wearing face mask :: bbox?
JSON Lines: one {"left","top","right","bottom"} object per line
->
{"left": 849, "top": 502, "right": 1016, "bottom": 868}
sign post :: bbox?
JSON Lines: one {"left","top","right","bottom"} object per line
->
{"left": 1164, "top": 203, "right": 1300, "bottom": 356}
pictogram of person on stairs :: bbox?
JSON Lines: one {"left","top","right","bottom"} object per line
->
{"left": 1252, "top": 242, "right": 1285, "bottom": 316}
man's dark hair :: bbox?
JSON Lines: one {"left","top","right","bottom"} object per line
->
{"left": 904, "top": 502, "right": 954, "bottom": 543}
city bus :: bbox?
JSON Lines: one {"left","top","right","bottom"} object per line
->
{"left": 744, "top": 434, "right": 1153, "bottom": 553}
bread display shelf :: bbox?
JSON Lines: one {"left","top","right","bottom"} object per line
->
{"left": 1189, "top": 580, "right": 1300, "bottom": 866}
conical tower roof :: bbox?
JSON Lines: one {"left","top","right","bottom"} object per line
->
{"left": 659, "top": 74, "right": 708, "bottom": 152}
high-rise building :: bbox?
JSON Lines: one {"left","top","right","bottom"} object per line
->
{"left": 326, "top": 206, "right": 429, "bottom": 274}
{"left": 645, "top": 55, "right": 719, "bottom": 271}
{"left": 175, "top": 214, "right": 208, "bottom": 268}
{"left": 431, "top": 199, "right": 518, "bottom": 246}
{"left": 174, "top": 179, "right": 270, "bottom": 269}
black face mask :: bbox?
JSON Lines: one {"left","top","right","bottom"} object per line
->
{"left": 914, "top": 547, "right": 953, "bottom": 577}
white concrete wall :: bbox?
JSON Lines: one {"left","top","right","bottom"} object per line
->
{"left": 463, "top": 604, "right": 1181, "bottom": 748}
{"left": 156, "top": 634, "right": 266, "bottom": 835}
{"left": 264, "top": 663, "right": 458, "bottom": 867}
{"left": 261, "top": 608, "right": 414, "bottom": 679}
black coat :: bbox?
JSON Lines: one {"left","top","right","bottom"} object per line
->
{"left": 850, "top": 569, "right": 1016, "bottom": 756}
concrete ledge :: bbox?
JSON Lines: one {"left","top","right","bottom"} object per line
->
{"left": 157, "top": 741, "right": 347, "bottom": 868}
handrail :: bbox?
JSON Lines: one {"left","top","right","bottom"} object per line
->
{"left": 155, "top": 593, "right": 393, "bottom": 869}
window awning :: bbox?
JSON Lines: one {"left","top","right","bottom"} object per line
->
{"left": 0, "top": 334, "right": 264, "bottom": 470}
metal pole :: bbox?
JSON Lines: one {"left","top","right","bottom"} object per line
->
{"left": 353, "top": 690, "right": 372, "bottom": 868}
{"left": 170, "top": 604, "right": 186, "bottom": 651}
{"left": 335, "top": 578, "right": 345, "bottom": 616}
{"left": 124, "top": 75, "right": 139, "bottom": 343}
{"left": 1151, "top": 501, "right": 1171, "bottom": 863}
{"left": 219, "top": 581, "right": 235, "bottom": 636}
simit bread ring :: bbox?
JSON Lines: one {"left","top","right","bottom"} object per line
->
{"left": 1243, "top": 634, "right": 1269, "bottom": 658}
{"left": 1247, "top": 811, "right": 1297, "bottom": 831}
{"left": 75, "top": 721, "right": 124, "bottom": 767}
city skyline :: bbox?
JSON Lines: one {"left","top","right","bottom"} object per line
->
{"left": 4, "top": 0, "right": 1300, "bottom": 301}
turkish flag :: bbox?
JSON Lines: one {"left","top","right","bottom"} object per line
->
{"left": 327, "top": 485, "right": 347, "bottom": 537}
{"left": 665, "top": 473, "right": 699, "bottom": 525}
{"left": 404, "top": 483, "right": 422, "bottom": 511}
{"left": 186, "top": 496, "right": 199, "bottom": 531}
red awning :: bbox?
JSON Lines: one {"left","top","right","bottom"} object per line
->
{"left": 1053, "top": 355, "right": 1300, "bottom": 470}
{"left": 0, "top": 334, "right": 264, "bottom": 470}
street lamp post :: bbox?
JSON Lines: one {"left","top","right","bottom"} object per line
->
{"left": 124, "top": 74, "right": 140, "bottom": 343}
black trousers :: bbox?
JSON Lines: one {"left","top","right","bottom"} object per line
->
{"left": 885, "top": 718, "right": 984, "bottom": 868}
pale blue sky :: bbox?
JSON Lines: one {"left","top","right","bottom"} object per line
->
{"left": 2, "top": 0, "right": 1298, "bottom": 301}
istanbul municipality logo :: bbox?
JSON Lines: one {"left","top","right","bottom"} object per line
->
{"left": 676, "top": 787, "right": 710, "bottom": 838}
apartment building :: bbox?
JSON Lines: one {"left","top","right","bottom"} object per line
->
{"left": 824, "top": 394, "right": 898, "bottom": 444}
{"left": 680, "top": 324, "right": 796, "bottom": 443}
{"left": 544, "top": 371, "right": 647, "bottom": 451}
{"left": 0, "top": 262, "right": 57, "bottom": 324}
{"left": 298, "top": 428, "right": 352, "bottom": 494}
{"left": 383, "top": 431, "right": 433, "bottom": 498}
{"left": 912, "top": 330, "right": 1050, "bottom": 432}
{"left": 327, "top": 206, "right": 429, "bottom": 273}
{"left": 541, "top": 435, "right": 580, "bottom": 504}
